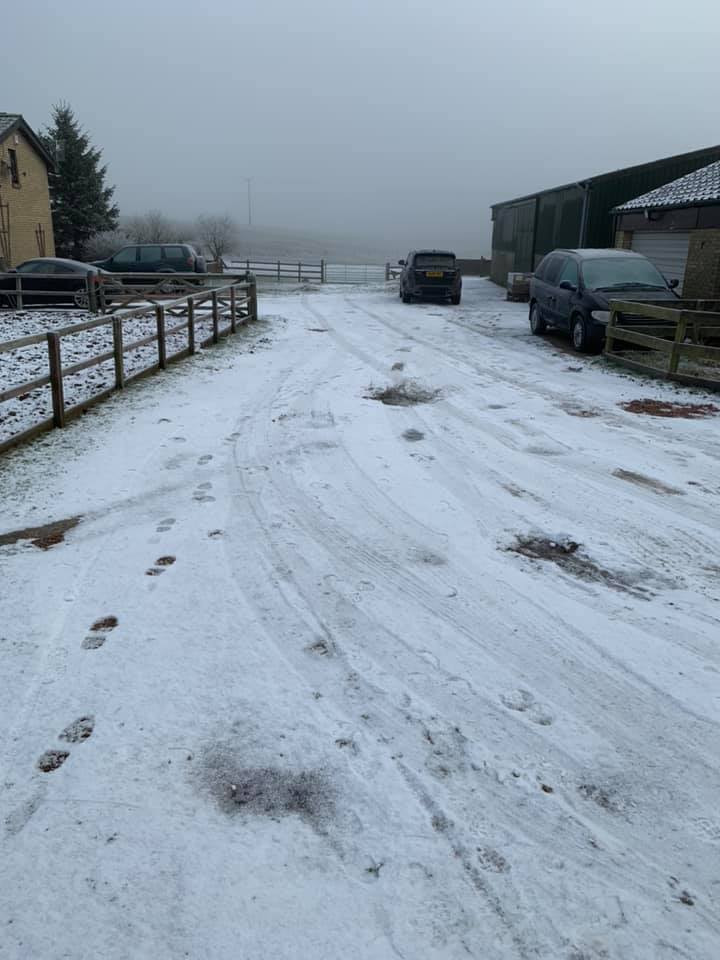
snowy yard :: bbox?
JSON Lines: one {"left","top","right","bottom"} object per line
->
{"left": 1, "top": 277, "right": 719, "bottom": 959}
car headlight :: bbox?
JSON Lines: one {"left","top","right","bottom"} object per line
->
{"left": 590, "top": 310, "right": 610, "bottom": 323}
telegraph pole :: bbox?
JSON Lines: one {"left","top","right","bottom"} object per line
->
{"left": 243, "top": 177, "right": 253, "bottom": 226}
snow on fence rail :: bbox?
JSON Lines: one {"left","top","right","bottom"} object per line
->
{"left": 605, "top": 298, "right": 720, "bottom": 390}
{"left": 0, "top": 278, "right": 257, "bottom": 454}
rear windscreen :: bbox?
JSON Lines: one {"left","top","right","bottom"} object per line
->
{"left": 415, "top": 255, "right": 455, "bottom": 268}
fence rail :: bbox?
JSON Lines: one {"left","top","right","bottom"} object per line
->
{"left": 0, "top": 271, "right": 250, "bottom": 314}
{"left": 604, "top": 298, "right": 720, "bottom": 389}
{"left": 0, "top": 278, "right": 257, "bottom": 454}
{"left": 225, "top": 259, "right": 324, "bottom": 282}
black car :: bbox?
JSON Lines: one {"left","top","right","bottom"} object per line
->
{"left": 94, "top": 243, "right": 207, "bottom": 274}
{"left": 399, "top": 250, "right": 462, "bottom": 304}
{"left": 529, "top": 248, "right": 679, "bottom": 352}
{"left": 0, "top": 257, "right": 108, "bottom": 309}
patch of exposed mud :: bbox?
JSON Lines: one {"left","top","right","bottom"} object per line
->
{"left": 0, "top": 516, "right": 81, "bottom": 550}
{"left": 365, "top": 379, "right": 440, "bottom": 406}
{"left": 199, "top": 750, "right": 336, "bottom": 831}
{"left": 507, "top": 536, "right": 644, "bottom": 596}
{"left": 578, "top": 782, "right": 630, "bottom": 816}
{"left": 90, "top": 616, "right": 118, "bottom": 632}
{"left": 613, "top": 469, "right": 683, "bottom": 495}
{"left": 620, "top": 399, "right": 719, "bottom": 419}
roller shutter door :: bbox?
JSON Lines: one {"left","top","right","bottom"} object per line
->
{"left": 630, "top": 231, "right": 690, "bottom": 293}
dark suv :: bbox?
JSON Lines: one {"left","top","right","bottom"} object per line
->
{"left": 94, "top": 243, "right": 207, "bottom": 274}
{"left": 529, "top": 248, "right": 679, "bottom": 352}
{"left": 399, "top": 250, "right": 462, "bottom": 304}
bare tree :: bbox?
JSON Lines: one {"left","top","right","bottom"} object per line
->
{"left": 196, "top": 214, "right": 238, "bottom": 264}
{"left": 83, "top": 228, "right": 132, "bottom": 261}
{"left": 126, "top": 210, "right": 180, "bottom": 243}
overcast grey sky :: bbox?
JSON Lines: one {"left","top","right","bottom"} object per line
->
{"left": 6, "top": 0, "right": 720, "bottom": 255}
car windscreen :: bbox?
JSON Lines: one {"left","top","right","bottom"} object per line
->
{"left": 581, "top": 257, "right": 668, "bottom": 291}
{"left": 415, "top": 254, "right": 455, "bottom": 268}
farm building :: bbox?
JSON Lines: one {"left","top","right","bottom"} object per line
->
{"left": 490, "top": 144, "right": 720, "bottom": 286}
{"left": 613, "top": 160, "right": 720, "bottom": 297}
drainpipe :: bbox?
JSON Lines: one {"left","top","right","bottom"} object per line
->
{"left": 577, "top": 181, "right": 591, "bottom": 248}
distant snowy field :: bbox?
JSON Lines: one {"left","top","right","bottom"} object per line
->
{"left": 1, "top": 278, "right": 719, "bottom": 959}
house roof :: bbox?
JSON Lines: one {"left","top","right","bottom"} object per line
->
{"left": 612, "top": 160, "right": 720, "bottom": 213}
{"left": 0, "top": 113, "right": 55, "bottom": 169}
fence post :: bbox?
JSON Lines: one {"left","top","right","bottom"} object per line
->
{"left": 321, "top": 259, "right": 326, "bottom": 283}
{"left": 604, "top": 307, "right": 618, "bottom": 356}
{"left": 98, "top": 275, "right": 108, "bottom": 313}
{"left": 249, "top": 279, "right": 258, "bottom": 321}
{"left": 668, "top": 313, "right": 688, "bottom": 375}
{"left": 86, "top": 275, "right": 98, "bottom": 313}
{"left": 112, "top": 317, "right": 125, "bottom": 388}
{"left": 47, "top": 332, "right": 65, "bottom": 428}
{"left": 187, "top": 297, "right": 196, "bottom": 354}
{"left": 298, "top": 261, "right": 302, "bottom": 281}
{"left": 230, "top": 285, "right": 237, "bottom": 332}
{"left": 277, "top": 261, "right": 281, "bottom": 281}
{"left": 385, "top": 262, "right": 390, "bottom": 282}
{"left": 156, "top": 305, "right": 167, "bottom": 369}
{"left": 15, "top": 274, "right": 23, "bottom": 310}
{"left": 212, "top": 291, "right": 219, "bottom": 343}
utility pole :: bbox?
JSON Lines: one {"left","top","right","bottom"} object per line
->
{"left": 243, "top": 177, "right": 253, "bottom": 226}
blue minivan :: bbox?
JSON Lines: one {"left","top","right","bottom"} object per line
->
{"left": 528, "top": 248, "right": 679, "bottom": 352}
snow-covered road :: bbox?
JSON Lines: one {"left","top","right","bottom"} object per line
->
{"left": 1, "top": 278, "right": 719, "bottom": 959}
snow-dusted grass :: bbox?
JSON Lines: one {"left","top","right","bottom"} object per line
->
{"left": 1, "top": 279, "right": 719, "bottom": 959}
{"left": 0, "top": 306, "right": 224, "bottom": 443}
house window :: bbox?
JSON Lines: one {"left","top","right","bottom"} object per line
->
{"left": 8, "top": 149, "right": 20, "bottom": 187}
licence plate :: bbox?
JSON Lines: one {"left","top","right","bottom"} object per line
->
{"left": 426, "top": 271, "right": 443, "bottom": 278}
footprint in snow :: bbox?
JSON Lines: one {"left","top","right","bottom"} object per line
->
{"left": 500, "top": 689, "right": 553, "bottom": 726}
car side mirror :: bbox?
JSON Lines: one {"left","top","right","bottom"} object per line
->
{"left": 669, "top": 278, "right": 679, "bottom": 289}
{"left": 558, "top": 280, "right": 576, "bottom": 291}
{"left": 398, "top": 259, "right": 405, "bottom": 266}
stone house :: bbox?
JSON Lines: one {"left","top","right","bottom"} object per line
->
{"left": 0, "top": 113, "right": 55, "bottom": 268}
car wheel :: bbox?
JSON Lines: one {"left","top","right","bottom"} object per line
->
{"left": 450, "top": 294, "right": 461, "bottom": 305}
{"left": 402, "top": 290, "right": 412, "bottom": 303}
{"left": 571, "top": 314, "right": 598, "bottom": 353}
{"left": 73, "top": 288, "right": 90, "bottom": 309}
{"left": 529, "top": 302, "right": 547, "bottom": 335}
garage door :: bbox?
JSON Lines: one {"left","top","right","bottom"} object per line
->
{"left": 630, "top": 231, "right": 690, "bottom": 294}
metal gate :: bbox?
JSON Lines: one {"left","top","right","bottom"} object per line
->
{"left": 324, "top": 264, "right": 387, "bottom": 284}
{"left": 631, "top": 231, "right": 690, "bottom": 294}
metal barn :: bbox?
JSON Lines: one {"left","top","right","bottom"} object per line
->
{"left": 490, "top": 144, "right": 720, "bottom": 285}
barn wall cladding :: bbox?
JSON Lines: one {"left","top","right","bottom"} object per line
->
{"left": 490, "top": 144, "right": 720, "bottom": 285}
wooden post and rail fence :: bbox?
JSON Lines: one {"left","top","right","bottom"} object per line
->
{"left": 0, "top": 277, "right": 257, "bottom": 454}
{"left": 604, "top": 298, "right": 720, "bottom": 389}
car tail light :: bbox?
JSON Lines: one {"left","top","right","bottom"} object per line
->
{"left": 187, "top": 257, "right": 193, "bottom": 267}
